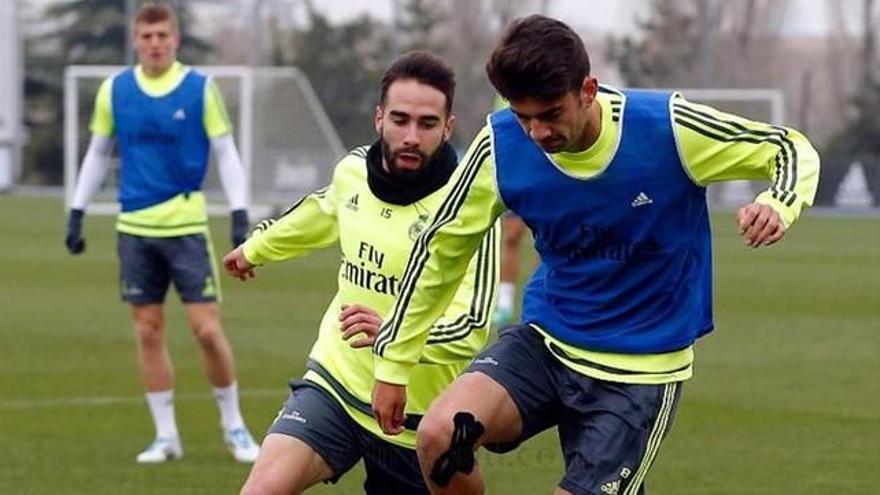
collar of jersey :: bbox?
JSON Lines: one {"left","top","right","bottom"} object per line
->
{"left": 134, "top": 61, "right": 189, "bottom": 97}
{"left": 365, "top": 140, "right": 458, "bottom": 205}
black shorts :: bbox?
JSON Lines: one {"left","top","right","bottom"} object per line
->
{"left": 466, "top": 325, "right": 683, "bottom": 495}
{"left": 268, "top": 381, "right": 428, "bottom": 495}
{"left": 117, "top": 232, "right": 219, "bottom": 304}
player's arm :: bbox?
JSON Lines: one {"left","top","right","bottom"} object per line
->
{"left": 223, "top": 168, "right": 340, "bottom": 281}
{"left": 65, "top": 78, "right": 115, "bottom": 255}
{"left": 203, "top": 79, "right": 250, "bottom": 247}
{"left": 672, "top": 95, "right": 820, "bottom": 246}
{"left": 371, "top": 129, "right": 504, "bottom": 434}
{"left": 420, "top": 219, "right": 501, "bottom": 364}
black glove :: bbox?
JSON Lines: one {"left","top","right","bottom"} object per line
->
{"left": 65, "top": 209, "right": 86, "bottom": 254}
{"left": 230, "top": 209, "right": 250, "bottom": 247}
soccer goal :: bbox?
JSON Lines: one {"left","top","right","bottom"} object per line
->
{"left": 660, "top": 88, "right": 785, "bottom": 207}
{"left": 63, "top": 65, "right": 346, "bottom": 216}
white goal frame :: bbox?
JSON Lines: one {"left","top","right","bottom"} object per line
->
{"left": 63, "top": 65, "right": 345, "bottom": 216}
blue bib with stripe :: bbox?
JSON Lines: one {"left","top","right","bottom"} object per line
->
{"left": 489, "top": 90, "right": 714, "bottom": 353}
{"left": 112, "top": 68, "right": 210, "bottom": 212}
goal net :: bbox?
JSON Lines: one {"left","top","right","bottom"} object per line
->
{"left": 662, "top": 88, "right": 785, "bottom": 207}
{"left": 63, "top": 65, "right": 345, "bottom": 217}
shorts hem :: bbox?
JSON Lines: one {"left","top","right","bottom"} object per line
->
{"left": 179, "top": 296, "right": 218, "bottom": 304}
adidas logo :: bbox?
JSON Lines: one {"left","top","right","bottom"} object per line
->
{"left": 172, "top": 108, "right": 186, "bottom": 120}
{"left": 600, "top": 466, "right": 632, "bottom": 494}
{"left": 600, "top": 480, "right": 620, "bottom": 495}
{"left": 346, "top": 194, "right": 359, "bottom": 211}
{"left": 631, "top": 191, "right": 653, "bottom": 207}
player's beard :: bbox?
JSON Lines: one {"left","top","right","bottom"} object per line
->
{"left": 379, "top": 136, "right": 442, "bottom": 182}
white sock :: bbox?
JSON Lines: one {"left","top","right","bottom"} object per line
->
{"left": 213, "top": 382, "right": 245, "bottom": 431}
{"left": 497, "top": 282, "right": 516, "bottom": 312}
{"left": 145, "top": 389, "right": 179, "bottom": 440}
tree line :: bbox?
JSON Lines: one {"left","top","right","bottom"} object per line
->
{"left": 21, "top": 0, "right": 878, "bottom": 205}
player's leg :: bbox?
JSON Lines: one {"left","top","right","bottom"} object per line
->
{"left": 183, "top": 302, "right": 235, "bottom": 389}
{"left": 132, "top": 303, "right": 184, "bottom": 462}
{"left": 416, "top": 373, "right": 519, "bottom": 494}
{"left": 119, "top": 233, "right": 182, "bottom": 462}
{"left": 493, "top": 213, "right": 527, "bottom": 328}
{"left": 168, "top": 233, "right": 258, "bottom": 461}
{"left": 555, "top": 377, "right": 683, "bottom": 495}
{"left": 241, "top": 383, "right": 361, "bottom": 494}
{"left": 168, "top": 233, "right": 235, "bottom": 388}
{"left": 132, "top": 303, "right": 173, "bottom": 392}
{"left": 416, "top": 325, "right": 562, "bottom": 494}
{"left": 184, "top": 301, "right": 260, "bottom": 461}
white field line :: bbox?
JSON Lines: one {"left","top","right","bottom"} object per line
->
{"left": 0, "top": 388, "right": 284, "bottom": 410}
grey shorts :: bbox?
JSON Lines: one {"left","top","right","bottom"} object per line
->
{"left": 268, "top": 380, "right": 428, "bottom": 495}
{"left": 466, "top": 325, "right": 683, "bottom": 495}
{"left": 117, "top": 232, "right": 219, "bottom": 304}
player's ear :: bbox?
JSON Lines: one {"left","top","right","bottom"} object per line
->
{"left": 580, "top": 76, "right": 598, "bottom": 107}
{"left": 443, "top": 114, "right": 455, "bottom": 141}
{"left": 374, "top": 105, "right": 384, "bottom": 134}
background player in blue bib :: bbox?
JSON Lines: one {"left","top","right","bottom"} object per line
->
{"left": 64, "top": 4, "right": 258, "bottom": 464}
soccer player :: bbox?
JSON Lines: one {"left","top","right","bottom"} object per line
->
{"left": 223, "top": 51, "right": 499, "bottom": 494}
{"left": 371, "top": 15, "right": 821, "bottom": 495}
{"left": 64, "top": 4, "right": 259, "bottom": 464}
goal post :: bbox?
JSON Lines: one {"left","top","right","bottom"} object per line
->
{"left": 64, "top": 65, "right": 346, "bottom": 217}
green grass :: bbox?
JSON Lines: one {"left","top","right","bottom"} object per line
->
{"left": 0, "top": 194, "right": 878, "bottom": 494}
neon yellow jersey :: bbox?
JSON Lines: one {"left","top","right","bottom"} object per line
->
{"left": 373, "top": 85, "right": 820, "bottom": 386}
{"left": 243, "top": 146, "right": 501, "bottom": 448}
{"left": 89, "top": 61, "right": 233, "bottom": 237}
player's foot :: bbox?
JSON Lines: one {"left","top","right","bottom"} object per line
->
{"left": 136, "top": 437, "right": 183, "bottom": 463}
{"left": 492, "top": 307, "right": 515, "bottom": 329}
{"left": 224, "top": 427, "right": 260, "bottom": 463}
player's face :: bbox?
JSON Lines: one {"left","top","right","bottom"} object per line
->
{"left": 375, "top": 79, "right": 454, "bottom": 176}
{"left": 133, "top": 20, "right": 179, "bottom": 75}
{"left": 509, "top": 77, "right": 599, "bottom": 153}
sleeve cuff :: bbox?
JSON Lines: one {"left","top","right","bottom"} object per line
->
{"left": 241, "top": 239, "right": 266, "bottom": 266}
{"left": 754, "top": 192, "right": 797, "bottom": 228}
{"left": 374, "top": 358, "right": 415, "bottom": 386}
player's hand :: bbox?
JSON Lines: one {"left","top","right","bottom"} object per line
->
{"left": 222, "top": 246, "right": 256, "bottom": 281}
{"left": 339, "top": 304, "right": 383, "bottom": 348}
{"left": 737, "top": 202, "right": 787, "bottom": 248}
{"left": 230, "top": 209, "right": 250, "bottom": 248}
{"left": 372, "top": 381, "right": 407, "bottom": 436}
{"left": 65, "top": 209, "right": 86, "bottom": 255}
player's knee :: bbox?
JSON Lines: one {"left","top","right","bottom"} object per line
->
{"left": 416, "top": 412, "right": 454, "bottom": 461}
{"left": 192, "top": 323, "right": 223, "bottom": 350}
{"left": 418, "top": 411, "right": 485, "bottom": 488}
{"left": 134, "top": 322, "right": 164, "bottom": 349}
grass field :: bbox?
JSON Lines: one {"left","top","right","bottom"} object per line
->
{"left": 0, "top": 194, "right": 878, "bottom": 494}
